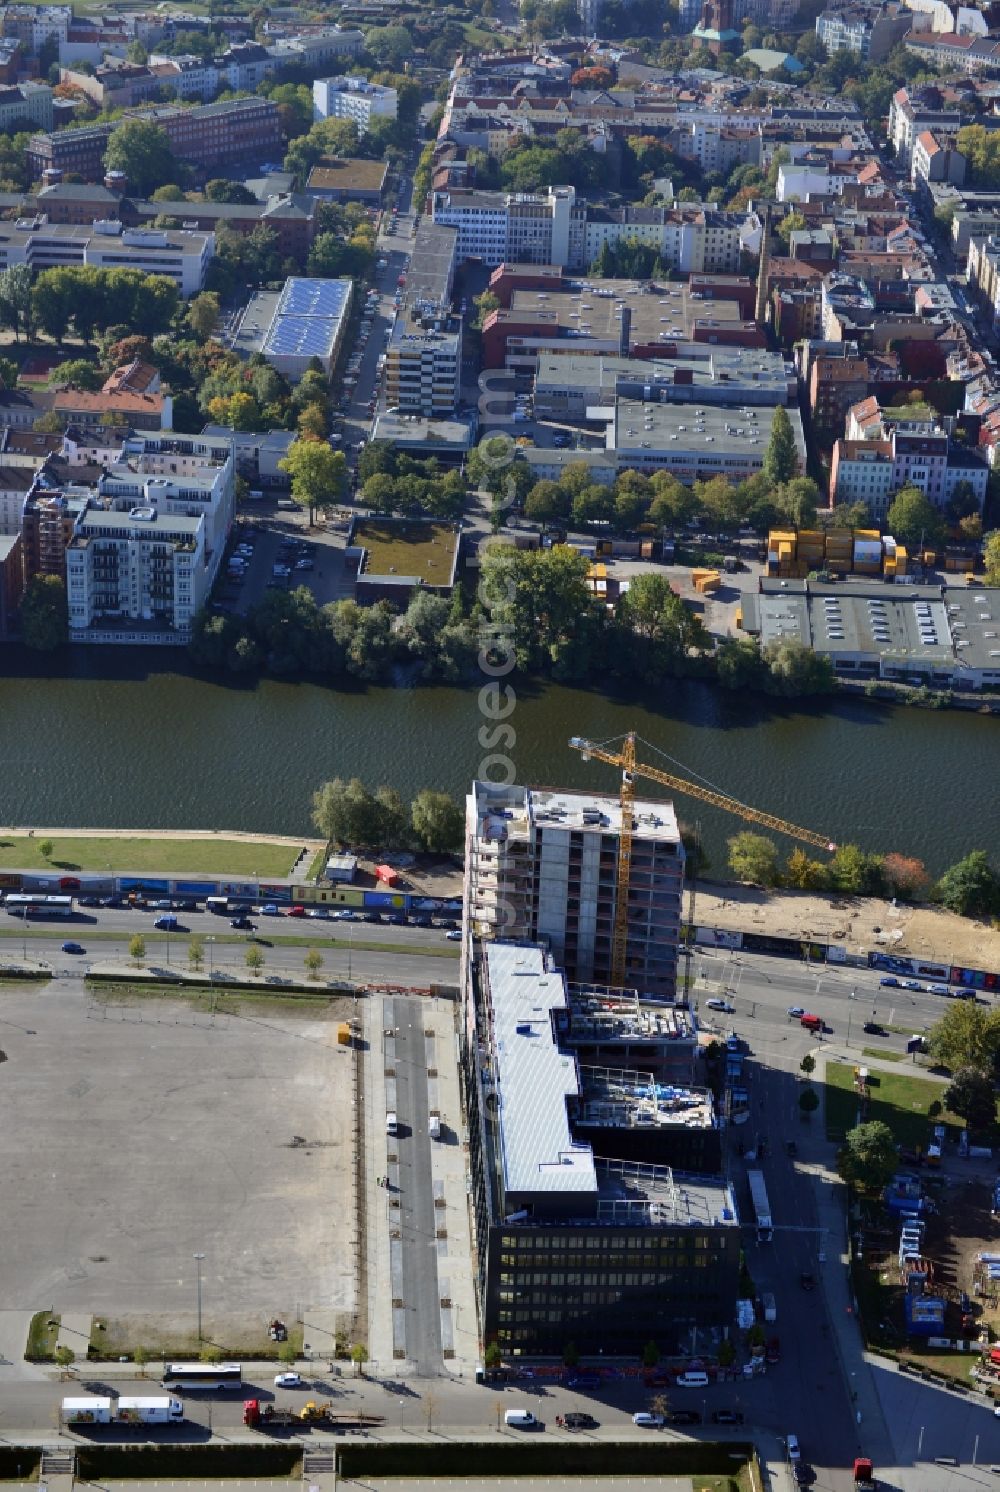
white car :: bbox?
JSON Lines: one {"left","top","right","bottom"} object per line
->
{"left": 306, "top": 907, "right": 329, "bottom": 918}
{"left": 786, "top": 1434, "right": 801, "bottom": 1463}
{"left": 787, "top": 1006, "right": 805, "bottom": 1018}
{"left": 274, "top": 1372, "right": 304, "bottom": 1389}
{"left": 633, "top": 1412, "right": 665, "bottom": 1428}
{"left": 706, "top": 997, "right": 734, "bottom": 1012}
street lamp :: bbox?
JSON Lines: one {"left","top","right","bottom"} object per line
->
{"left": 193, "top": 1252, "right": 205, "bottom": 1341}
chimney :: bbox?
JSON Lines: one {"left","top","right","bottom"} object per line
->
{"left": 754, "top": 204, "right": 771, "bottom": 329}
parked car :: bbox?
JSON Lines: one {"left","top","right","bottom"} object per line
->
{"left": 900, "top": 979, "right": 923, "bottom": 991}
{"left": 306, "top": 907, "right": 329, "bottom": 918}
{"left": 786, "top": 1434, "right": 802, "bottom": 1463}
{"left": 787, "top": 1006, "right": 805, "bottom": 1018}
{"left": 670, "top": 1409, "right": 701, "bottom": 1426}
{"left": 445, "top": 929, "right": 462, "bottom": 940}
{"left": 566, "top": 1374, "right": 601, "bottom": 1390}
{"left": 286, "top": 905, "right": 307, "bottom": 918}
{"left": 879, "top": 976, "right": 899, "bottom": 988}
{"left": 927, "top": 983, "right": 950, "bottom": 996}
{"left": 274, "top": 1373, "right": 304, "bottom": 1389}
{"left": 633, "top": 1412, "right": 665, "bottom": 1428}
{"left": 78, "top": 896, "right": 100, "bottom": 907}
{"left": 712, "top": 1410, "right": 744, "bottom": 1424}
{"left": 261, "top": 904, "right": 280, "bottom": 916}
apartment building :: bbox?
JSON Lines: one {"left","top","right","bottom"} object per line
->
{"left": 0, "top": 218, "right": 213, "bottom": 297}
{"left": 461, "top": 941, "right": 740, "bottom": 1358}
{"left": 815, "top": 2, "right": 912, "bottom": 59}
{"left": 831, "top": 418, "right": 988, "bottom": 515}
{"left": 0, "top": 4, "right": 71, "bottom": 54}
{"left": 888, "top": 86, "right": 961, "bottom": 170}
{"left": 911, "top": 129, "right": 966, "bottom": 188}
{"left": 312, "top": 75, "right": 397, "bottom": 134}
{"left": 26, "top": 96, "right": 282, "bottom": 180}
{"left": 0, "top": 82, "right": 52, "bottom": 131}
{"left": 802, "top": 342, "right": 870, "bottom": 438}
{"left": 464, "top": 780, "right": 686, "bottom": 1001}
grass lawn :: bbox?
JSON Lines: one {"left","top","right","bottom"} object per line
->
{"left": 862, "top": 1046, "right": 905, "bottom": 1062}
{"left": 307, "top": 847, "right": 328, "bottom": 881}
{"left": 89, "top": 1315, "right": 304, "bottom": 1362}
{"left": 26, "top": 1310, "right": 59, "bottom": 1360}
{"left": 0, "top": 835, "right": 303, "bottom": 877}
{"left": 825, "top": 1059, "right": 966, "bottom": 1147}
{"left": 355, "top": 518, "right": 459, "bottom": 587}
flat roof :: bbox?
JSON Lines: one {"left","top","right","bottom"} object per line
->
{"left": 405, "top": 220, "right": 458, "bottom": 309}
{"left": 595, "top": 1158, "right": 738, "bottom": 1229}
{"left": 485, "top": 942, "right": 598, "bottom": 1201}
{"left": 371, "top": 412, "right": 471, "bottom": 449}
{"left": 306, "top": 156, "right": 388, "bottom": 192}
{"left": 576, "top": 1069, "right": 715, "bottom": 1130}
{"left": 73, "top": 508, "right": 201, "bottom": 537}
{"left": 536, "top": 343, "right": 792, "bottom": 397}
{"left": 353, "top": 517, "right": 460, "bottom": 585}
{"left": 471, "top": 781, "right": 682, "bottom": 846}
{"left": 614, "top": 399, "right": 805, "bottom": 462}
{"left": 261, "top": 276, "right": 352, "bottom": 363}
{"left": 509, "top": 279, "right": 745, "bottom": 346}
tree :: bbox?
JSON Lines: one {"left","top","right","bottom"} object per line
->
{"left": 935, "top": 851, "right": 1000, "bottom": 918}
{"left": 829, "top": 843, "right": 881, "bottom": 896}
{"left": 837, "top": 1120, "right": 898, "bottom": 1191}
{"left": 944, "top": 1067, "right": 997, "bottom": 1133}
{"left": 777, "top": 209, "right": 806, "bottom": 244}
{"left": 129, "top": 934, "right": 146, "bottom": 966}
{"left": 39, "top": 839, "right": 53, "bottom": 860}
{"left": 410, "top": 788, "right": 464, "bottom": 853}
{"left": 800, "top": 1054, "right": 816, "bottom": 1076}
{"left": 103, "top": 120, "right": 174, "bottom": 197}
{"left": 364, "top": 24, "right": 414, "bottom": 68}
{"left": 304, "top": 947, "right": 324, "bottom": 982}
{"left": 278, "top": 1340, "right": 297, "bottom": 1365}
{"left": 727, "top": 832, "right": 779, "bottom": 886}
{"left": 186, "top": 291, "right": 220, "bottom": 341}
{"left": 245, "top": 945, "right": 264, "bottom": 977}
{"left": 204, "top": 178, "right": 257, "bottom": 205}
{"left": 880, "top": 853, "right": 929, "bottom": 901}
{"left": 0, "top": 264, "right": 33, "bottom": 340}
{"left": 188, "top": 937, "right": 204, "bottom": 971}
{"left": 279, "top": 439, "right": 347, "bottom": 523}
{"left": 484, "top": 1341, "right": 502, "bottom": 1369}
{"left": 762, "top": 638, "right": 835, "bottom": 696}
{"left": 350, "top": 1342, "right": 369, "bottom": 1376}
{"left": 20, "top": 574, "right": 67, "bottom": 651}
{"left": 51, "top": 358, "right": 101, "bottom": 390}
{"left": 885, "top": 486, "right": 945, "bottom": 552}
{"left": 134, "top": 1345, "right": 149, "bottom": 1376}
{"left": 928, "top": 1001, "right": 1000, "bottom": 1074}
{"left": 785, "top": 847, "right": 829, "bottom": 891}
{"left": 200, "top": 1345, "right": 223, "bottom": 1364}
{"left": 762, "top": 406, "right": 798, "bottom": 486}
{"left": 642, "top": 1340, "right": 660, "bottom": 1367}
{"left": 54, "top": 1345, "right": 75, "bottom": 1375}
{"left": 984, "top": 530, "right": 1000, "bottom": 586}
{"left": 313, "top": 778, "right": 387, "bottom": 847}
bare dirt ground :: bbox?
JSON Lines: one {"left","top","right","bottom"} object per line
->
{"left": 690, "top": 881, "right": 1000, "bottom": 970}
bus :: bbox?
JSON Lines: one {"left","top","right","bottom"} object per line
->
{"left": 4, "top": 894, "right": 74, "bottom": 918}
{"left": 748, "top": 1169, "right": 773, "bottom": 1243}
{"left": 161, "top": 1363, "right": 242, "bottom": 1391}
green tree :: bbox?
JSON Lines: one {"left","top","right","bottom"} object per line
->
{"left": 928, "top": 1001, "right": 1000, "bottom": 1074}
{"left": 245, "top": 945, "right": 264, "bottom": 977}
{"left": 364, "top": 24, "right": 414, "bottom": 67}
{"left": 19, "top": 574, "right": 67, "bottom": 650}
{"left": 304, "top": 947, "right": 324, "bottom": 982}
{"left": 350, "top": 1342, "right": 369, "bottom": 1376}
{"left": 716, "top": 636, "right": 767, "bottom": 690}
{"left": 762, "top": 638, "right": 835, "bottom": 696}
{"left": 785, "top": 847, "right": 829, "bottom": 891}
{"left": 837, "top": 1120, "right": 899, "bottom": 1192}
{"left": 54, "top": 1345, "right": 75, "bottom": 1374}
{"left": 984, "top": 530, "right": 1000, "bottom": 586}
{"left": 762, "top": 406, "right": 798, "bottom": 486}
{"left": 886, "top": 486, "right": 945, "bottom": 551}
{"left": 829, "top": 843, "right": 881, "bottom": 896}
{"left": 727, "top": 832, "right": 779, "bottom": 886}
{"left": 200, "top": 1345, "right": 223, "bottom": 1364}
{"left": 800, "top": 1054, "right": 816, "bottom": 1077}
{"left": 103, "top": 120, "right": 174, "bottom": 197}
{"left": 484, "top": 1341, "right": 502, "bottom": 1369}
{"left": 129, "top": 934, "right": 146, "bottom": 966}
{"left": 279, "top": 439, "right": 347, "bottom": 524}
{"left": 935, "top": 851, "right": 1000, "bottom": 918}
{"left": 944, "top": 1067, "right": 997, "bottom": 1132}
{"left": 0, "top": 263, "right": 33, "bottom": 339}
{"left": 204, "top": 178, "right": 257, "bottom": 204}
{"left": 51, "top": 358, "right": 101, "bottom": 390}
{"left": 776, "top": 208, "right": 806, "bottom": 244}
{"left": 186, "top": 291, "right": 220, "bottom": 341}
{"left": 642, "top": 1340, "right": 660, "bottom": 1368}
{"left": 411, "top": 788, "right": 464, "bottom": 853}
{"left": 312, "top": 777, "right": 387, "bottom": 847}
{"left": 188, "top": 937, "right": 204, "bottom": 971}
{"left": 39, "top": 838, "right": 53, "bottom": 859}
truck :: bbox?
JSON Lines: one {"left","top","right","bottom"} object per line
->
{"left": 243, "top": 1399, "right": 385, "bottom": 1431}
{"left": 762, "top": 1292, "right": 777, "bottom": 1323}
{"left": 853, "top": 1458, "right": 877, "bottom": 1490}
{"left": 115, "top": 1398, "right": 184, "bottom": 1425}
{"left": 428, "top": 1111, "right": 441, "bottom": 1140}
{"left": 62, "top": 1397, "right": 112, "bottom": 1426}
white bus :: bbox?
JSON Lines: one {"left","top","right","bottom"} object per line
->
{"left": 4, "top": 894, "right": 74, "bottom": 918}
{"left": 161, "top": 1363, "right": 242, "bottom": 1390}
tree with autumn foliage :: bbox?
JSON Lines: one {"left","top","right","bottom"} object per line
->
{"left": 881, "top": 853, "right": 930, "bottom": 901}
{"left": 570, "top": 65, "right": 613, "bottom": 88}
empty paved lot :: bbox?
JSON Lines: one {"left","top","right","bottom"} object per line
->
{"left": 0, "top": 981, "right": 356, "bottom": 1321}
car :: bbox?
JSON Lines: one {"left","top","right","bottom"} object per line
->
{"left": 334, "top": 909, "right": 358, "bottom": 921}
{"left": 151, "top": 899, "right": 173, "bottom": 909}
{"left": 77, "top": 896, "right": 100, "bottom": 907}
{"left": 306, "top": 907, "right": 330, "bottom": 918}
{"left": 928, "top": 983, "right": 950, "bottom": 996}
{"left": 670, "top": 1409, "right": 701, "bottom": 1426}
{"left": 706, "top": 997, "right": 734, "bottom": 1012}
{"left": 295, "top": 559, "right": 314, "bottom": 571}
{"left": 566, "top": 1373, "right": 600, "bottom": 1389}
{"left": 863, "top": 1021, "right": 885, "bottom": 1036}
{"left": 787, "top": 1006, "right": 805, "bottom": 1018}
{"left": 901, "top": 979, "right": 923, "bottom": 991}
{"left": 633, "top": 1412, "right": 665, "bottom": 1428}
{"left": 286, "top": 905, "right": 307, "bottom": 917}
{"left": 712, "top": 1410, "right": 744, "bottom": 1424}
{"left": 261, "top": 904, "right": 280, "bottom": 916}
{"left": 230, "top": 915, "right": 255, "bottom": 931}
{"left": 445, "top": 928, "right": 462, "bottom": 941}
{"left": 174, "top": 899, "right": 199, "bottom": 912}
{"left": 154, "top": 916, "right": 180, "bottom": 931}
{"left": 61, "top": 941, "right": 85, "bottom": 954}
{"left": 560, "top": 1411, "right": 597, "bottom": 1430}
{"left": 786, "top": 1434, "right": 801, "bottom": 1463}
{"left": 274, "top": 1372, "right": 304, "bottom": 1389}
{"left": 387, "top": 912, "right": 406, "bottom": 925}
{"left": 800, "top": 1272, "right": 816, "bottom": 1291}
{"left": 956, "top": 987, "right": 978, "bottom": 1000}
{"left": 879, "top": 976, "right": 899, "bottom": 988}
{"left": 413, "top": 915, "right": 432, "bottom": 928}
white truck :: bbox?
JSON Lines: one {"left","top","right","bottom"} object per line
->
{"left": 762, "top": 1292, "right": 777, "bottom": 1323}
{"left": 62, "top": 1396, "right": 184, "bottom": 1427}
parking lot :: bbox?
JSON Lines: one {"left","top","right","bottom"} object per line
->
{"left": 214, "top": 517, "right": 357, "bottom": 615}
{"left": 0, "top": 982, "right": 357, "bottom": 1320}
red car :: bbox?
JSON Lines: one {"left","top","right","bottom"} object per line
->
{"left": 285, "top": 905, "right": 307, "bottom": 917}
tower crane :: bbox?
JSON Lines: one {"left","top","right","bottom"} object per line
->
{"left": 568, "top": 732, "right": 837, "bottom": 990}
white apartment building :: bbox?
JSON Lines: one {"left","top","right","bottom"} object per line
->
{"left": 65, "top": 506, "right": 206, "bottom": 643}
{"left": 888, "top": 86, "right": 961, "bottom": 170}
{"left": 815, "top": 2, "right": 913, "bottom": 60}
{"left": 0, "top": 82, "right": 52, "bottom": 132}
{"left": 0, "top": 4, "right": 71, "bottom": 53}
{"left": 831, "top": 424, "right": 988, "bottom": 516}
{"left": 464, "top": 779, "right": 686, "bottom": 1001}
{"left": 0, "top": 217, "right": 213, "bottom": 297}
{"left": 312, "top": 75, "right": 397, "bottom": 134}
{"left": 385, "top": 322, "right": 460, "bottom": 417}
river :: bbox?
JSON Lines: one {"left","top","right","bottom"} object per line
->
{"left": 1, "top": 652, "right": 996, "bottom": 876}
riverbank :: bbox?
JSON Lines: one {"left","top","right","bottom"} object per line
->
{"left": 690, "top": 880, "right": 1000, "bottom": 970}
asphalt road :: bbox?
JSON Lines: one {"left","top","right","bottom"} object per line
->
{"left": 391, "top": 995, "right": 443, "bottom": 1376}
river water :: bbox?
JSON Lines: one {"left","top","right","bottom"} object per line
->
{"left": 2, "top": 652, "right": 996, "bottom": 875}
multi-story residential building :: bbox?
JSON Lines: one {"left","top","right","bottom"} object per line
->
{"left": 801, "top": 341, "right": 870, "bottom": 438}
{"left": 888, "top": 86, "right": 962, "bottom": 170}
{"left": 911, "top": 129, "right": 966, "bottom": 188}
{"left": 312, "top": 75, "right": 397, "bottom": 134}
{"left": 830, "top": 415, "right": 988, "bottom": 515}
{"left": 815, "top": 2, "right": 912, "bottom": 60}
{"left": 0, "top": 217, "right": 213, "bottom": 297}
{"left": 26, "top": 96, "right": 283, "bottom": 181}
{"left": 431, "top": 186, "right": 747, "bottom": 274}
{"left": 461, "top": 941, "right": 740, "bottom": 1358}
{"left": 464, "top": 779, "right": 686, "bottom": 1001}
{"left": 0, "top": 82, "right": 51, "bottom": 131}
{"left": 0, "top": 4, "right": 71, "bottom": 54}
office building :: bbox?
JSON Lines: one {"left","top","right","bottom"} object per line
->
{"left": 385, "top": 222, "right": 460, "bottom": 417}
{"left": 461, "top": 942, "right": 740, "bottom": 1357}
{"left": 464, "top": 780, "right": 686, "bottom": 1001}
{"left": 312, "top": 75, "right": 397, "bottom": 134}
{"left": 236, "top": 276, "right": 352, "bottom": 382}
